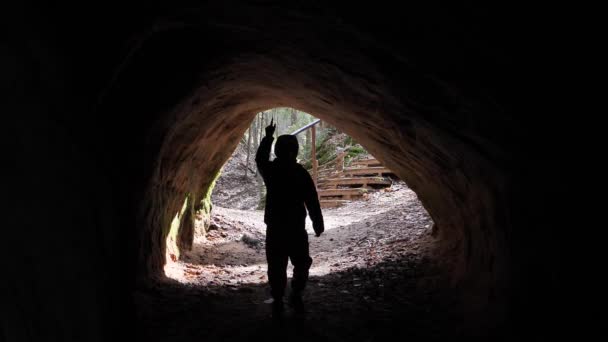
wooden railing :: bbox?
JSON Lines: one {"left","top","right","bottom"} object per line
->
{"left": 291, "top": 119, "right": 322, "bottom": 185}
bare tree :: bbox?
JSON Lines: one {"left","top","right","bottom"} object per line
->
{"left": 306, "top": 128, "right": 312, "bottom": 157}
{"left": 291, "top": 107, "right": 297, "bottom": 126}
{"left": 244, "top": 126, "right": 252, "bottom": 178}
{"left": 256, "top": 112, "right": 264, "bottom": 176}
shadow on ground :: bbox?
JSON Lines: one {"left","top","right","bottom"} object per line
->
{"left": 135, "top": 253, "right": 467, "bottom": 341}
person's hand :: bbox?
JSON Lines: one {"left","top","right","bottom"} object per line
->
{"left": 265, "top": 118, "right": 276, "bottom": 137}
{"left": 313, "top": 221, "right": 324, "bottom": 237}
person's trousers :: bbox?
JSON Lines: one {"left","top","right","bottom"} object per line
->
{"left": 266, "top": 227, "right": 312, "bottom": 300}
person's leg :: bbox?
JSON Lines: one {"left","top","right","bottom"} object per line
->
{"left": 266, "top": 234, "right": 289, "bottom": 302}
{"left": 289, "top": 229, "right": 312, "bottom": 313}
{"left": 290, "top": 230, "right": 312, "bottom": 294}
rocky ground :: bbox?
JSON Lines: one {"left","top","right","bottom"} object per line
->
{"left": 135, "top": 183, "right": 466, "bottom": 341}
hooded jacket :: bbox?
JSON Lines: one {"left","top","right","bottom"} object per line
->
{"left": 255, "top": 136, "right": 324, "bottom": 235}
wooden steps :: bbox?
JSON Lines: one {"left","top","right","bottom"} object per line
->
{"left": 315, "top": 156, "right": 395, "bottom": 209}
{"left": 317, "top": 177, "right": 392, "bottom": 189}
{"left": 349, "top": 158, "right": 382, "bottom": 167}
{"left": 318, "top": 188, "right": 366, "bottom": 200}
{"left": 317, "top": 169, "right": 339, "bottom": 178}
{"left": 343, "top": 166, "right": 393, "bottom": 177}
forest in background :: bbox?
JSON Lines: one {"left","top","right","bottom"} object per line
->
{"left": 211, "top": 108, "right": 370, "bottom": 210}
{"left": 241, "top": 107, "right": 368, "bottom": 177}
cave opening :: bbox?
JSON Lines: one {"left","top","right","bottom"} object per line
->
{"left": 128, "top": 40, "right": 508, "bottom": 336}
{"left": 141, "top": 106, "right": 452, "bottom": 340}
{"left": 2, "top": 3, "right": 565, "bottom": 341}
{"left": 160, "top": 108, "right": 432, "bottom": 285}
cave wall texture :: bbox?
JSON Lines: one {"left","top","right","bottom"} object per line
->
{"left": 1, "top": 1, "right": 565, "bottom": 340}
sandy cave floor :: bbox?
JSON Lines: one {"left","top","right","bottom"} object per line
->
{"left": 135, "top": 183, "right": 465, "bottom": 341}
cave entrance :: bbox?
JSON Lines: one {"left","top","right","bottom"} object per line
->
{"left": 127, "top": 25, "right": 510, "bottom": 336}
{"left": 160, "top": 108, "right": 439, "bottom": 322}
{"left": 142, "top": 109, "right": 451, "bottom": 340}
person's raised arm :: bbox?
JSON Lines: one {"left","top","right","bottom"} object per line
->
{"left": 255, "top": 118, "right": 276, "bottom": 179}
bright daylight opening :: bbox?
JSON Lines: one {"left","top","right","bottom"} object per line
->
{"left": 163, "top": 108, "right": 435, "bottom": 292}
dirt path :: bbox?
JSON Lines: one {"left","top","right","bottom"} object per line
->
{"left": 166, "top": 183, "right": 434, "bottom": 284}
{"left": 137, "top": 183, "right": 464, "bottom": 341}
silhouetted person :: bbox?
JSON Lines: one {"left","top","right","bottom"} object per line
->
{"left": 256, "top": 119, "right": 324, "bottom": 317}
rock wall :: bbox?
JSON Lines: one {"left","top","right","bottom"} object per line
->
{"left": 1, "top": 2, "right": 564, "bottom": 340}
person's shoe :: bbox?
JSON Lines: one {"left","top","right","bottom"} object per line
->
{"left": 288, "top": 293, "right": 306, "bottom": 314}
{"left": 271, "top": 298, "right": 284, "bottom": 319}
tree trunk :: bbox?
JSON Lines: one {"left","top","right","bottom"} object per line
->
{"left": 260, "top": 112, "right": 265, "bottom": 142}
{"left": 311, "top": 125, "right": 318, "bottom": 187}
{"left": 274, "top": 108, "right": 281, "bottom": 136}
{"left": 256, "top": 113, "right": 263, "bottom": 176}
{"left": 306, "top": 128, "right": 311, "bottom": 150}
{"left": 244, "top": 126, "right": 251, "bottom": 178}
{"left": 251, "top": 114, "right": 258, "bottom": 149}
{"left": 291, "top": 108, "right": 297, "bottom": 126}
{"left": 258, "top": 113, "right": 262, "bottom": 141}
